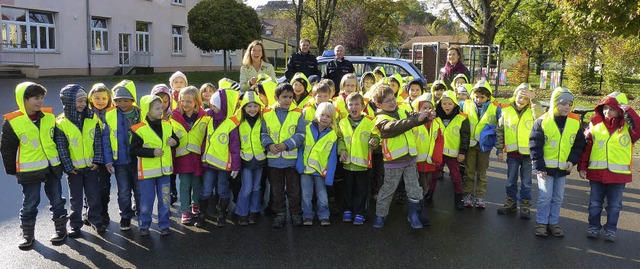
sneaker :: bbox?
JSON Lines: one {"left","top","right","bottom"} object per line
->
{"left": 238, "top": 216, "right": 249, "bottom": 226}
{"left": 342, "top": 211, "right": 352, "bottom": 222}
{"left": 353, "top": 215, "right": 365, "bottom": 225}
{"left": 586, "top": 227, "right": 599, "bottom": 239}
{"left": 92, "top": 224, "right": 107, "bottom": 235}
{"left": 604, "top": 231, "right": 616, "bottom": 242}
{"left": 101, "top": 215, "right": 111, "bottom": 226}
{"left": 160, "top": 228, "right": 171, "bottom": 236}
{"left": 292, "top": 214, "right": 303, "bottom": 226}
{"left": 139, "top": 229, "right": 150, "bottom": 237}
{"left": 548, "top": 224, "right": 564, "bottom": 237}
{"left": 271, "top": 214, "right": 286, "bottom": 229}
{"left": 68, "top": 228, "right": 82, "bottom": 238}
{"left": 191, "top": 205, "right": 201, "bottom": 216}
{"left": 303, "top": 218, "right": 313, "bottom": 226}
{"left": 119, "top": 218, "right": 131, "bottom": 231}
{"left": 181, "top": 212, "right": 192, "bottom": 225}
{"left": 463, "top": 195, "right": 474, "bottom": 208}
{"left": 320, "top": 219, "right": 331, "bottom": 226}
{"left": 248, "top": 212, "right": 258, "bottom": 225}
{"left": 535, "top": 223, "right": 548, "bottom": 237}
{"left": 475, "top": 198, "right": 486, "bottom": 209}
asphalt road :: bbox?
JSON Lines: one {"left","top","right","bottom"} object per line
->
{"left": 0, "top": 78, "right": 639, "bottom": 268}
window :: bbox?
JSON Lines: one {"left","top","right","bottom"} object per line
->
{"left": 136, "top": 22, "right": 150, "bottom": 53}
{"left": 172, "top": 0, "right": 184, "bottom": 4}
{"left": 91, "top": 17, "right": 108, "bottom": 52}
{"left": 172, "top": 26, "right": 183, "bottom": 54}
{"left": 1, "top": 7, "right": 56, "bottom": 50}
{"left": 201, "top": 50, "right": 212, "bottom": 56}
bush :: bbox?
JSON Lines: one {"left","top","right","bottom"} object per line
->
{"left": 511, "top": 52, "right": 530, "bottom": 85}
{"left": 600, "top": 36, "right": 640, "bottom": 95}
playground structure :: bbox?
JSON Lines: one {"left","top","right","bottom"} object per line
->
{"left": 404, "top": 42, "right": 503, "bottom": 92}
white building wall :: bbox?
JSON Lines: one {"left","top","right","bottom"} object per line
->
{"left": 1, "top": 0, "right": 243, "bottom": 76}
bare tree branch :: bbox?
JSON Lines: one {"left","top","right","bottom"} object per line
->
{"left": 448, "top": 0, "right": 483, "bottom": 37}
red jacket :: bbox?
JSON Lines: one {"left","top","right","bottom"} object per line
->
{"left": 417, "top": 121, "right": 444, "bottom": 173}
{"left": 578, "top": 97, "right": 640, "bottom": 184}
{"left": 172, "top": 108, "right": 207, "bottom": 176}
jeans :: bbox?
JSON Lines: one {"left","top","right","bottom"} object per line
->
{"left": 588, "top": 181, "right": 625, "bottom": 233}
{"left": 114, "top": 163, "right": 140, "bottom": 219}
{"left": 201, "top": 168, "right": 231, "bottom": 200}
{"left": 20, "top": 169, "right": 67, "bottom": 227}
{"left": 505, "top": 157, "right": 533, "bottom": 201}
{"left": 235, "top": 168, "right": 263, "bottom": 217}
{"left": 536, "top": 174, "right": 566, "bottom": 225}
{"left": 68, "top": 168, "right": 102, "bottom": 229}
{"left": 138, "top": 176, "right": 171, "bottom": 230}
{"left": 179, "top": 173, "right": 202, "bottom": 212}
{"left": 301, "top": 174, "right": 330, "bottom": 220}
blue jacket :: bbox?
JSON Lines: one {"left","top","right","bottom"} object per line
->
{"left": 103, "top": 107, "right": 140, "bottom": 165}
{"left": 260, "top": 106, "right": 306, "bottom": 168}
{"left": 529, "top": 116, "right": 585, "bottom": 177}
{"left": 295, "top": 122, "right": 338, "bottom": 186}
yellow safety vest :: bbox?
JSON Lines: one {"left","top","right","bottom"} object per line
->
{"left": 55, "top": 115, "right": 98, "bottom": 169}
{"left": 442, "top": 113, "right": 467, "bottom": 157}
{"left": 4, "top": 108, "right": 60, "bottom": 173}
{"left": 131, "top": 121, "right": 173, "bottom": 179}
{"left": 239, "top": 118, "right": 266, "bottom": 161}
{"left": 338, "top": 115, "right": 375, "bottom": 168}
{"left": 203, "top": 116, "right": 241, "bottom": 170}
{"left": 415, "top": 117, "right": 443, "bottom": 164}
{"left": 169, "top": 119, "right": 190, "bottom": 158}
{"left": 377, "top": 109, "right": 418, "bottom": 161}
{"left": 464, "top": 100, "right": 499, "bottom": 147}
{"left": 588, "top": 122, "right": 632, "bottom": 174}
{"left": 302, "top": 123, "right": 337, "bottom": 176}
{"left": 502, "top": 105, "right": 534, "bottom": 155}
{"left": 541, "top": 113, "right": 581, "bottom": 169}
{"left": 263, "top": 108, "right": 302, "bottom": 159}
{"left": 292, "top": 95, "right": 313, "bottom": 111}
{"left": 104, "top": 107, "right": 137, "bottom": 161}
{"left": 187, "top": 116, "right": 211, "bottom": 154}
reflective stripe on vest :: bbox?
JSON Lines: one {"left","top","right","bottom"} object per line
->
{"left": 56, "top": 115, "right": 98, "bottom": 169}
{"left": 338, "top": 115, "right": 375, "bottom": 168}
{"left": 203, "top": 116, "right": 241, "bottom": 170}
{"left": 541, "top": 113, "right": 580, "bottom": 169}
{"left": 263, "top": 108, "right": 302, "bottom": 159}
{"left": 5, "top": 109, "right": 60, "bottom": 173}
{"left": 302, "top": 124, "right": 337, "bottom": 176}
{"left": 131, "top": 121, "right": 173, "bottom": 179}
{"left": 105, "top": 107, "right": 120, "bottom": 160}
{"left": 239, "top": 119, "right": 266, "bottom": 161}
{"left": 377, "top": 109, "right": 417, "bottom": 161}
{"left": 502, "top": 105, "right": 533, "bottom": 155}
{"left": 442, "top": 114, "right": 467, "bottom": 158}
{"left": 170, "top": 119, "right": 190, "bottom": 158}
{"left": 588, "top": 121, "right": 632, "bottom": 174}
{"left": 187, "top": 116, "right": 210, "bottom": 154}
{"left": 464, "top": 101, "right": 499, "bottom": 147}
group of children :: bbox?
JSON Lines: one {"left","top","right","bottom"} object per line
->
{"left": 2, "top": 65, "right": 639, "bottom": 250}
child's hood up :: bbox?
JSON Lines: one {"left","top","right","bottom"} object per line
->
{"left": 151, "top": 84, "right": 172, "bottom": 111}
{"left": 594, "top": 92, "right": 626, "bottom": 121}
{"left": 111, "top": 80, "right": 138, "bottom": 106}
{"left": 547, "top": 86, "right": 575, "bottom": 117}
{"left": 59, "top": 84, "right": 92, "bottom": 124}
{"left": 290, "top": 72, "right": 311, "bottom": 94}
{"left": 138, "top": 94, "right": 161, "bottom": 124}
{"left": 449, "top": 73, "right": 469, "bottom": 89}
{"left": 360, "top": 72, "right": 375, "bottom": 89}
{"left": 15, "top": 82, "right": 37, "bottom": 114}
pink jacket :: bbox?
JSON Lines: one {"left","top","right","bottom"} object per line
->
{"left": 172, "top": 107, "right": 207, "bottom": 176}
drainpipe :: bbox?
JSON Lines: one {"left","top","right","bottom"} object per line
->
{"left": 86, "top": 0, "right": 92, "bottom": 75}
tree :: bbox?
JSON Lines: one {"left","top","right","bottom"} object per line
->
{"left": 188, "top": 0, "right": 261, "bottom": 71}
{"left": 600, "top": 36, "right": 640, "bottom": 94}
{"left": 303, "top": 0, "right": 339, "bottom": 53}
{"left": 556, "top": 0, "right": 640, "bottom": 37}
{"left": 448, "top": 0, "right": 523, "bottom": 44}
{"left": 331, "top": 4, "right": 368, "bottom": 55}
{"left": 291, "top": 0, "right": 305, "bottom": 51}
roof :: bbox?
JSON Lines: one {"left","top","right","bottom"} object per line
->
{"left": 400, "top": 35, "right": 469, "bottom": 49}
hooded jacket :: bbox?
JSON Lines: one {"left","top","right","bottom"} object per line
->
{"left": 360, "top": 72, "right": 376, "bottom": 93}
{"left": 151, "top": 84, "right": 172, "bottom": 120}
{"left": 204, "top": 89, "right": 241, "bottom": 171}
{"left": 172, "top": 107, "right": 207, "bottom": 176}
{"left": 295, "top": 121, "right": 338, "bottom": 185}
{"left": 54, "top": 84, "right": 104, "bottom": 173}
{"left": 495, "top": 83, "right": 543, "bottom": 158}
{"left": 1, "top": 82, "right": 63, "bottom": 182}
{"left": 291, "top": 72, "right": 313, "bottom": 109}
{"left": 529, "top": 87, "right": 586, "bottom": 177}
{"left": 577, "top": 95, "right": 640, "bottom": 183}
{"left": 435, "top": 90, "right": 470, "bottom": 155}
{"left": 88, "top": 83, "right": 112, "bottom": 123}
{"left": 449, "top": 73, "right": 469, "bottom": 90}
{"left": 130, "top": 95, "right": 179, "bottom": 159}
{"left": 285, "top": 49, "right": 320, "bottom": 81}
{"left": 375, "top": 106, "right": 430, "bottom": 167}
{"left": 103, "top": 80, "right": 141, "bottom": 165}
{"left": 430, "top": 80, "right": 448, "bottom": 100}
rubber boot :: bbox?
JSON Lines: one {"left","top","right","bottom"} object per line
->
{"left": 407, "top": 201, "right": 423, "bottom": 229}
{"left": 18, "top": 225, "right": 35, "bottom": 249}
{"left": 454, "top": 193, "right": 464, "bottom": 210}
{"left": 520, "top": 200, "right": 531, "bottom": 219}
{"left": 373, "top": 216, "right": 385, "bottom": 229}
{"left": 497, "top": 197, "right": 518, "bottom": 215}
{"left": 50, "top": 216, "right": 68, "bottom": 243}
{"left": 217, "top": 198, "right": 230, "bottom": 227}
{"left": 418, "top": 198, "right": 431, "bottom": 226}
{"left": 194, "top": 199, "right": 208, "bottom": 228}
{"left": 208, "top": 193, "right": 219, "bottom": 218}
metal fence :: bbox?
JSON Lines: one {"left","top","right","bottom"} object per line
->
{"left": 0, "top": 42, "right": 36, "bottom": 65}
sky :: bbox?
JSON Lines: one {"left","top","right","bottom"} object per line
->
{"left": 244, "top": 0, "right": 270, "bottom": 8}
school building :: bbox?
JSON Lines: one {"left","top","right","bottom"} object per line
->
{"left": 0, "top": 0, "right": 243, "bottom": 78}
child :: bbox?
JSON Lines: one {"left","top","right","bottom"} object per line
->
{"left": 308, "top": 75, "right": 320, "bottom": 89}
{"left": 54, "top": 84, "right": 105, "bottom": 237}
{"left": 303, "top": 82, "right": 333, "bottom": 122}
{"left": 103, "top": 80, "right": 141, "bottom": 231}
{"left": 87, "top": 83, "right": 113, "bottom": 225}
{"left": 450, "top": 73, "right": 470, "bottom": 91}
{"left": 199, "top": 83, "right": 216, "bottom": 110}
{"left": 388, "top": 74, "right": 407, "bottom": 100}
{"left": 170, "top": 86, "right": 208, "bottom": 227}
{"left": 495, "top": 83, "right": 543, "bottom": 219}
{"left": 405, "top": 79, "right": 424, "bottom": 110}
{"left": 371, "top": 84, "right": 435, "bottom": 229}
{"left": 430, "top": 80, "right": 447, "bottom": 102}
{"left": 429, "top": 90, "right": 470, "bottom": 209}
{"left": 373, "top": 66, "right": 386, "bottom": 82}
{"left": 296, "top": 102, "right": 339, "bottom": 226}
{"left": 578, "top": 92, "right": 640, "bottom": 242}
{"left": 130, "top": 95, "right": 179, "bottom": 236}
{"left": 1, "top": 82, "right": 68, "bottom": 249}
{"left": 321, "top": 78, "right": 336, "bottom": 98}
{"left": 530, "top": 87, "right": 585, "bottom": 237}
{"left": 261, "top": 83, "right": 306, "bottom": 228}
{"left": 151, "top": 84, "right": 176, "bottom": 204}
{"left": 456, "top": 85, "right": 470, "bottom": 104}
{"left": 169, "top": 71, "right": 188, "bottom": 109}
{"left": 337, "top": 93, "right": 379, "bottom": 225}
{"left": 235, "top": 91, "right": 267, "bottom": 226}
{"left": 201, "top": 88, "right": 241, "bottom": 227}
{"left": 291, "top": 72, "right": 313, "bottom": 110}
{"left": 334, "top": 73, "right": 360, "bottom": 118}
{"left": 360, "top": 72, "right": 376, "bottom": 96}
{"left": 461, "top": 80, "right": 501, "bottom": 208}
{"left": 412, "top": 93, "right": 443, "bottom": 218}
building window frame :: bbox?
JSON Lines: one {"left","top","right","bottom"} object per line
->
{"left": 135, "top": 21, "right": 150, "bottom": 53}
{"left": 172, "top": 26, "right": 183, "bottom": 55}
{"left": 91, "top": 17, "right": 109, "bottom": 52}
{"left": 1, "top": 7, "right": 57, "bottom": 51}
